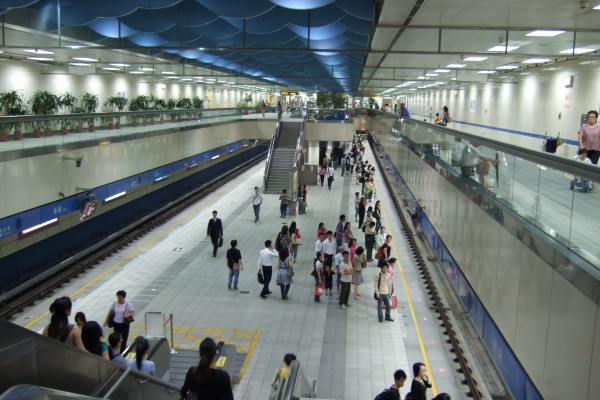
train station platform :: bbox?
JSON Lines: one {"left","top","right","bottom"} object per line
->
{"left": 11, "top": 137, "right": 467, "bottom": 400}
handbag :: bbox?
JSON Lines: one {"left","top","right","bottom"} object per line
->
{"left": 314, "top": 285, "right": 324, "bottom": 297}
{"left": 379, "top": 295, "right": 398, "bottom": 309}
{"left": 287, "top": 269, "right": 294, "bottom": 277}
{"left": 123, "top": 303, "right": 134, "bottom": 324}
{"left": 258, "top": 267, "right": 265, "bottom": 284}
{"left": 218, "top": 236, "right": 223, "bottom": 248}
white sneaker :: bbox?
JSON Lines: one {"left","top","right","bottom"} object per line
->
{"left": 341, "top": 305, "right": 347, "bottom": 309}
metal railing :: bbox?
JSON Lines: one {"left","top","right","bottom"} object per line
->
{"left": 282, "top": 360, "right": 317, "bottom": 399}
{"left": 263, "top": 110, "right": 284, "bottom": 190}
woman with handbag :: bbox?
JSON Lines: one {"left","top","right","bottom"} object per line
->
{"left": 270, "top": 353, "right": 297, "bottom": 400}
{"left": 103, "top": 290, "right": 135, "bottom": 353}
{"left": 275, "top": 248, "right": 294, "bottom": 300}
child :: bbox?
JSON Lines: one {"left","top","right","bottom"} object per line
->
{"left": 323, "top": 263, "right": 335, "bottom": 296}
{"left": 571, "top": 148, "right": 594, "bottom": 191}
{"left": 434, "top": 113, "right": 440, "bottom": 124}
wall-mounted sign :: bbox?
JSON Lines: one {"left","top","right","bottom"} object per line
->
{"left": 280, "top": 91, "right": 298, "bottom": 96}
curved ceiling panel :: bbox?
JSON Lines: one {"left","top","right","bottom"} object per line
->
{"left": 270, "top": 0, "right": 334, "bottom": 10}
{"left": 128, "top": 32, "right": 169, "bottom": 46}
{"left": 121, "top": 9, "right": 174, "bottom": 32}
{"left": 89, "top": 19, "right": 138, "bottom": 38}
{"left": 200, "top": 0, "right": 275, "bottom": 19}
{"left": 160, "top": 0, "right": 219, "bottom": 26}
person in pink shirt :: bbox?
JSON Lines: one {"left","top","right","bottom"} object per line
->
{"left": 387, "top": 257, "right": 397, "bottom": 282}
{"left": 578, "top": 110, "right": 600, "bottom": 164}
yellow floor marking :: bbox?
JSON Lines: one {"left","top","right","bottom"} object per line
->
{"left": 380, "top": 195, "right": 438, "bottom": 396}
{"left": 24, "top": 181, "right": 236, "bottom": 329}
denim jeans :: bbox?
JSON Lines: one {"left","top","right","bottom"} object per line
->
{"left": 377, "top": 293, "right": 391, "bottom": 320}
{"left": 228, "top": 269, "right": 239, "bottom": 289}
{"left": 253, "top": 204, "right": 260, "bottom": 221}
{"left": 339, "top": 282, "right": 351, "bottom": 306}
{"left": 280, "top": 204, "right": 288, "bottom": 217}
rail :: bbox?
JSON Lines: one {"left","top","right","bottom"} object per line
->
{"left": 288, "top": 108, "right": 308, "bottom": 198}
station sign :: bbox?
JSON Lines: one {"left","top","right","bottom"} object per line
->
{"left": 280, "top": 91, "right": 298, "bottom": 96}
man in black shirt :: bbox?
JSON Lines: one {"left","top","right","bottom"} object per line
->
{"left": 207, "top": 210, "right": 223, "bottom": 257}
{"left": 226, "top": 240, "right": 243, "bottom": 290}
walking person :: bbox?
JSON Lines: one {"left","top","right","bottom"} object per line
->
{"left": 297, "top": 184, "right": 305, "bottom": 215}
{"left": 251, "top": 187, "right": 263, "bottom": 222}
{"left": 338, "top": 251, "right": 353, "bottom": 309}
{"left": 207, "top": 210, "right": 223, "bottom": 257}
{"left": 374, "top": 263, "right": 394, "bottom": 322}
{"left": 354, "top": 192, "right": 360, "bottom": 222}
{"left": 327, "top": 164, "right": 335, "bottom": 189}
{"left": 358, "top": 197, "right": 367, "bottom": 228}
{"left": 226, "top": 240, "right": 243, "bottom": 290}
{"left": 276, "top": 248, "right": 294, "bottom": 300}
{"left": 258, "top": 240, "right": 279, "bottom": 298}
{"left": 290, "top": 224, "right": 301, "bottom": 262}
{"left": 374, "top": 369, "right": 407, "bottom": 400}
{"left": 279, "top": 189, "right": 289, "bottom": 218}
{"left": 578, "top": 110, "right": 600, "bottom": 164}
{"left": 103, "top": 290, "right": 135, "bottom": 353}
{"left": 410, "top": 362, "right": 433, "bottom": 400}
{"left": 373, "top": 201, "right": 382, "bottom": 232}
{"left": 319, "top": 165, "right": 326, "bottom": 186}
{"left": 261, "top": 100, "right": 266, "bottom": 118}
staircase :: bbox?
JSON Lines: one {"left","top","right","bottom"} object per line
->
{"left": 265, "top": 122, "right": 301, "bottom": 194}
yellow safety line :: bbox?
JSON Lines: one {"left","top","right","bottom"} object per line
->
{"left": 236, "top": 330, "right": 261, "bottom": 384}
{"left": 380, "top": 196, "right": 438, "bottom": 396}
{"left": 24, "top": 174, "right": 242, "bottom": 329}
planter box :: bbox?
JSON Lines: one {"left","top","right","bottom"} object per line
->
{"left": 88, "top": 124, "right": 95, "bottom": 132}
{"left": 0, "top": 132, "right": 7, "bottom": 142}
{"left": 33, "top": 129, "right": 41, "bottom": 138}
{"left": 61, "top": 127, "right": 68, "bottom": 135}
{"left": 13, "top": 130, "right": 22, "bottom": 140}
{"left": 76, "top": 126, "right": 83, "bottom": 133}
{"left": 45, "top": 129, "right": 53, "bottom": 137}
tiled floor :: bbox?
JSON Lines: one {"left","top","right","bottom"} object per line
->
{"left": 11, "top": 138, "right": 467, "bottom": 399}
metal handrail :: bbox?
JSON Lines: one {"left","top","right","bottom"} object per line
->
{"left": 290, "top": 108, "right": 308, "bottom": 198}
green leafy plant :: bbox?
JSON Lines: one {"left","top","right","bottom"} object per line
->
{"left": 80, "top": 92, "right": 99, "bottom": 114}
{"left": 0, "top": 90, "right": 28, "bottom": 115}
{"left": 28, "top": 90, "right": 59, "bottom": 115}
{"left": 244, "top": 94, "right": 252, "bottom": 103}
{"left": 166, "top": 98, "right": 176, "bottom": 110}
{"left": 192, "top": 96, "right": 203, "bottom": 109}
{"left": 331, "top": 92, "right": 346, "bottom": 109}
{"left": 316, "top": 92, "right": 331, "bottom": 108}
{"left": 58, "top": 92, "right": 78, "bottom": 113}
{"left": 129, "top": 95, "right": 149, "bottom": 112}
{"left": 104, "top": 96, "right": 128, "bottom": 112}
{"left": 176, "top": 97, "right": 193, "bottom": 110}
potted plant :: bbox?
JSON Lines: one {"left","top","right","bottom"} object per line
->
{"left": 176, "top": 97, "right": 193, "bottom": 120}
{"left": 154, "top": 98, "right": 166, "bottom": 123}
{"left": 58, "top": 92, "right": 78, "bottom": 134}
{"left": 28, "top": 90, "right": 59, "bottom": 137}
{"left": 104, "top": 96, "right": 128, "bottom": 129}
{"left": 71, "top": 106, "right": 85, "bottom": 133}
{"left": 192, "top": 96, "right": 203, "bottom": 118}
{"left": 129, "top": 95, "right": 149, "bottom": 127}
{"left": 166, "top": 98, "right": 177, "bottom": 121}
{"left": 0, "top": 90, "right": 27, "bottom": 140}
{"left": 80, "top": 92, "right": 99, "bottom": 132}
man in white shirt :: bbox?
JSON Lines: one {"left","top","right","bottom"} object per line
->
{"left": 258, "top": 240, "right": 279, "bottom": 298}
{"left": 327, "top": 165, "right": 336, "bottom": 189}
{"left": 314, "top": 233, "right": 325, "bottom": 260}
{"left": 323, "top": 231, "right": 336, "bottom": 267}
{"left": 374, "top": 263, "right": 394, "bottom": 322}
{"left": 334, "top": 246, "right": 344, "bottom": 292}
{"left": 251, "top": 187, "right": 263, "bottom": 222}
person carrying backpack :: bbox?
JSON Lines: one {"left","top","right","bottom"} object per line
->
{"left": 374, "top": 369, "right": 407, "bottom": 400}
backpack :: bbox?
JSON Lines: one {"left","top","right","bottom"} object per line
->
{"left": 404, "top": 393, "right": 414, "bottom": 400}
{"left": 275, "top": 233, "right": 283, "bottom": 251}
{"left": 374, "top": 245, "right": 384, "bottom": 260}
{"left": 374, "top": 387, "right": 399, "bottom": 400}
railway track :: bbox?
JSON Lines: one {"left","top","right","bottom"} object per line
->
{"left": 0, "top": 152, "right": 266, "bottom": 320}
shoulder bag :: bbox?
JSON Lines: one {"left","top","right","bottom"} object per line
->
{"left": 123, "top": 302, "right": 135, "bottom": 325}
{"left": 258, "top": 266, "right": 265, "bottom": 284}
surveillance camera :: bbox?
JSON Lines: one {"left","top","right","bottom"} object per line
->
{"left": 580, "top": 0, "right": 589, "bottom": 9}
{"left": 76, "top": 159, "right": 82, "bottom": 167}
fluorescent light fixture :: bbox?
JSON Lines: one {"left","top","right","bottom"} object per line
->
{"left": 463, "top": 56, "right": 488, "bottom": 62}
{"left": 21, "top": 218, "right": 58, "bottom": 235}
{"left": 154, "top": 175, "right": 169, "bottom": 183}
{"left": 434, "top": 69, "right": 451, "bottom": 73}
{"left": 211, "top": 155, "right": 220, "bottom": 160}
{"left": 477, "top": 70, "right": 495, "bottom": 74}
{"left": 104, "top": 191, "right": 126, "bottom": 203}
{"left": 425, "top": 73, "right": 438, "bottom": 77}
{"left": 559, "top": 48, "right": 596, "bottom": 54}
{"left": 161, "top": 71, "right": 175, "bottom": 74}
{"left": 487, "top": 45, "right": 519, "bottom": 52}
{"left": 206, "top": 78, "right": 216, "bottom": 81}
{"left": 102, "top": 67, "right": 120, "bottom": 71}
{"left": 218, "top": 80, "right": 226, "bottom": 83}
{"left": 23, "top": 49, "right": 54, "bottom": 55}
{"left": 181, "top": 78, "right": 192, "bottom": 81}
{"left": 451, "top": 77, "right": 457, "bottom": 80}
{"left": 228, "top": 81, "right": 235, "bottom": 84}
{"left": 129, "top": 71, "right": 144, "bottom": 74}
{"left": 496, "top": 65, "right": 519, "bottom": 70}
{"left": 27, "top": 57, "right": 53, "bottom": 61}
{"left": 73, "top": 57, "right": 98, "bottom": 62}
{"left": 409, "top": 88, "right": 417, "bottom": 91}
{"left": 417, "top": 76, "right": 426, "bottom": 80}
{"left": 187, "top": 163, "right": 199, "bottom": 170}
{"left": 542, "top": 67, "right": 560, "bottom": 71}
{"left": 140, "top": 67, "right": 154, "bottom": 71}
{"left": 446, "top": 64, "right": 466, "bottom": 68}
{"left": 522, "top": 58, "right": 551, "bottom": 63}
{"left": 165, "top": 76, "right": 178, "bottom": 79}
{"left": 70, "top": 62, "right": 91, "bottom": 67}
{"left": 594, "top": 5, "right": 600, "bottom": 9}
{"left": 110, "top": 63, "right": 129, "bottom": 67}
{"left": 526, "top": 30, "right": 565, "bottom": 37}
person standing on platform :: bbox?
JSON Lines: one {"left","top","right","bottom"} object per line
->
{"left": 297, "top": 184, "right": 305, "bottom": 215}
{"left": 279, "top": 189, "right": 289, "bottom": 218}
{"left": 374, "top": 262, "right": 394, "bottom": 322}
{"left": 327, "top": 164, "right": 335, "bottom": 189}
{"left": 251, "top": 187, "right": 263, "bottom": 222}
{"left": 338, "top": 251, "right": 353, "bottom": 309}
{"left": 323, "top": 230, "right": 336, "bottom": 268}
{"left": 578, "top": 110, "right": 600, "bottom": 164}
{"left": 258, "top": 240, "right": 279, "bottom": 299}
{"left": 261, "top": 101, "right": 266, "bottom": 118}
{"left": 334, "top": 245, "right": 344, "bottom": 293}
{"left": 410, "top": 362, "right": 433, "bottom": 400}
{"left": 335, "top": 214, "right": 346, "bottom": 249}
{"left": 314, "top": 232, "right": 325, "bottom": 260}
{"left": 276, "top": 248, "right": 294, "bottom": 300}
{"left": 374, "top": 369, "right": 407, "bottom": 400}
{"left": 207, "top": 210, "right": 223, "bottom": 257}
{"left": 103, "top": 290, "right": 135, "bottom": 353}
{"left": 226, "top": 240, "right": 243, "bottom": 290}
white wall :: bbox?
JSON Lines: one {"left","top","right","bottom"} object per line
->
{"left": 405, "top": 59, "right": 600, "bottom": 157}
{"left": 0, "top": 59, "right": 265, "bottom": 111}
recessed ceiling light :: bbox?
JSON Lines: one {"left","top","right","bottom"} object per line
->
{"left": 228, "top": 81, "right": 235, "bottom": 84}
{"left": 27, "top": 57, "right": 53, "bottom": 61}
{"left": 477, "top": 70, "right": 495, "bottom": 74}
{"left": 181, "top": 78, "right": 192, "bottom": 81}
{"left": 447, "top": 64, "right": 466, "bottom": 68}
{"left": 409, "top": 88, "right": 417, "bottom": 91}
{"left": 451, "top": 77, "right": 457, "bottom": 80}
{"left": 559, "top": 48, "right": 596, "bottom": 54}
{"left": 425, "top": 73, "right": 438, "bottom": 77}
{"left": 206, "top": 78, "right": 216, "bottom": 81}
{"left": 522, "top": 58, "right": 551, "bottom": 63}
{"left": 487, "top": 45, "right": 519, "bottom": 52}
{"left": 542, "top": 67, "right": 560, "bottom": 71}
{"left": 23, "top": 49, "right": 54, "bottom": 55}
{"left": 165, "top": 76, "right": 178, "bottom": 79}
{"left": 73, "top": 57, "right": 98, "bottom": 62}
{"left": 434, "top": 69, "right": 451, "bottom": 73}
{"left": 417, "top": 76, "right": 426, "bottom": 80}
{"left": 70, "top": 62, "right": 91, "bottom": 67}
{"left": 140, "top": 67, "right": 154, "bottom": 71}
{"left": 463, "top": 56, "right": 488, "bottom": 62}
{"left": 496, "top": 65, "right": 519, "bottom": 70}
{"left": 102, "top": 67, "right": 120, "bottom": 71}
{"left": 218, "top": 80, "right": 226, "bottom": 83}
{"left": 526, "top": 30, "right": 565, "bottom": 37}
{"left": 129, "top": 71, "right": 144, "bottom": 74}
{"left": 161, "top": 71, "right": 175, "bottom": 74}
{"left": 110, "top": 63, "right": 129, "bottom": 67}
